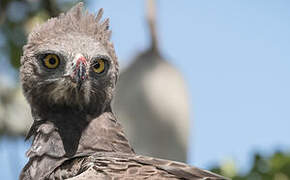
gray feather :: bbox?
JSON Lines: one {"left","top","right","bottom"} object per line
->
{"left": 19, "top": 2, "right": 227, "bottom": 180}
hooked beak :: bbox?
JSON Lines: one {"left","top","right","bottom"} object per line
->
{"left": 69, "top": 54, "right": 88, "bottom": 90}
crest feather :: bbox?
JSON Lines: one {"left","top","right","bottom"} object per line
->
{"left": 95, "top": 8, "right": 104, "bottom": 23}
{"left": 25, "top": 2, "right": 117, "bottom": 67}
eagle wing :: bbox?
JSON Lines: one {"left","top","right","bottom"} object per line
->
{"left": 63, "top": 152, "right": 227, "bottom": 180}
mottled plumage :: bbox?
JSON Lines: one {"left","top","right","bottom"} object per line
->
{"left": 20, "top": 3, "right": 226, "bottom": 180}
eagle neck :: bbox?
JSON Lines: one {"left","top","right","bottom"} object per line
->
{"left": 27, "top": 106, "right": 134, "bottom": 158}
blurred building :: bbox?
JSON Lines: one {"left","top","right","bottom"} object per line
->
{"left": 112, "top": 0, "right": 190, "bottom": 162}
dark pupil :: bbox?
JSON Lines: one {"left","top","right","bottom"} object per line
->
{"left": 94, "top": 62, "right": 100, "bottom": 69}
{"left": 49, "top": 57, "right": 56, "bottom": 64}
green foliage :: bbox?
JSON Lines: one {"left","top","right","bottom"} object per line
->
{"left": 210, "top": 151, "right": 290, "bottom": 180}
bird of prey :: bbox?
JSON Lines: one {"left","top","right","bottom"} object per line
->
{"left": 19, "top": 3, "right": 226, "bottom": 180}
{"left": 113, "top": 0, "right": 190, "bottom": 162}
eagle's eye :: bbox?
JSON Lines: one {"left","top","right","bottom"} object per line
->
{"left": 92, "top": 59, "right": 106, "bottom": 74}
{"left": 43, "top": 54, "right": 60, "bottom": 69}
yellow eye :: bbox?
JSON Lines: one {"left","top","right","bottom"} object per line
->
{"left": 92, "top": 59, "right": 106, "bottom": 74}
{"left": 43, "top": 54, "right": 60, "bottom": 69}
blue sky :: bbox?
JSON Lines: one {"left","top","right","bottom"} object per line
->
{"left": 1, "top": 0, "right": 290, "bottom": 179}
{"left": 88, "top": 0, "right": 290, "bottom": 171}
